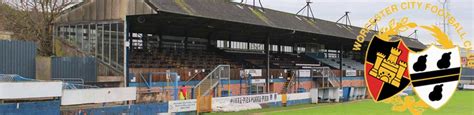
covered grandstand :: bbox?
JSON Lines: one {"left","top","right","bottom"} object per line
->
{"left": 53, "top": 0, "right": 427, "bottom": 103}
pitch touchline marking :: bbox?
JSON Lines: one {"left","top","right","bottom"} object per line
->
{"left": 411, "top": 73, "right": 459, "bottom": 82}
{"left": 253, "top": 100, "right": 368, "bottom": 115}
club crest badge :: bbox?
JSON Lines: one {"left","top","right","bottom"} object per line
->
{"left": 365, "top": 36, "right": 411, "bottom": 102}
{"left": 352, "top": 2, "right": 472, "bottom": 114}
{"left": 408, "top": 25, "right": 462, "bottom": 109}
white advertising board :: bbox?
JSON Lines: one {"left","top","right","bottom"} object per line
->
{"left": 244, "top": 69, "right": 262, "bottom": 76}
{"left": 251, "top": 79, "right": 266, "bottom": 84}
{"left": 345, "top": 70, "right": 357, "bottom": 76}
{"left": 61, "top": 87, "right": 137, "bottom": 105}
{"left": 213, "top": 93, "right": 280, "bottom": 105}
{"left": 0, "top": 81, "right": 62, "bottom": 99}
{"left": 298, "top": 70, "right": 311, "bottom": 77}
{"left": 168, "top": 99, "right": 197, "bottom": 112}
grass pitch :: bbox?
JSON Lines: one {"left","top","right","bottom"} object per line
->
{"left": 205, "top": 91, "right": 474, "bottom": 115}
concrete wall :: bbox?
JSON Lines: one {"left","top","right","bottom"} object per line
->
{"left": 61, "top": 87, "right": 137, "bottom": 105}
{"left": 0, "top": 82, "right": 62, "bottom": 99}
{"left": 285, "top": 92, "right": 311, "bottom": 106}
{"left": 36, "top": 57, "right": 52, "bottom": 80}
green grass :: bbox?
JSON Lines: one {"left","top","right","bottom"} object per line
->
{"left": 205, "top": 91, "right": 474, "bottom": 115}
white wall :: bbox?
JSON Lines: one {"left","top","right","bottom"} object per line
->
{"left": 318, "top": 88, "right": 341, "bottom": 102}
{"left": 61, "top": 87, "right": 137, "bottom": 105}
{"left": 286, "top": 92, "right": 310, "bottom": 101}
{"left": 0, "top": 81, "right": 62, "bottom": 99}
{"left": 464, "top": 85, "right": 474, "bottom": 89}
{"left": 310, "top": 88, "right": 319, "bottom": 103}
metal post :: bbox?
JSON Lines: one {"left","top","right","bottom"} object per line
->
{"left": 196, "top": 87, "right": 201, "bottom": 114}
{"left": 174, "top": 74, "right": 179, "bottom": 100}
{"left": 339, "top": 45, "right": 343, "bottom": 88}
{"left": 101, "top": 24, "right": 105, "bottom": 61}
{"left": 248, "top": 74, "right": 252, "bottom": 95}
{"left": 266, "top": 33, "right": 270, "bottom": 93}
{"left": 81, "top": 24, "right": 84, "bottom": 50}
{"left": 95, "top": 24, "right": 98, "bottom": 57}
{"left": 52, "top": 25, "right": 56, "bottom": 55}
{"left": 228, "top": 67, "right": 231, "bottom": 97}
{"left": 240, "top": 74, "right": 242, "bottom": 95}
{"left": 109, "top": 23, "right": 112, "bottom": 64}
{"left": 116, "top": 23, "right": 119, "bottom": 65}
{"left": 124, "top": 18, "right": 129, "bottom": 87}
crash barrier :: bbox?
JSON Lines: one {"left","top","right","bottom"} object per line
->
{"left": 284, "top": 92, "right": 311, "bottom": 106}
{"left": 0, "top": 86, "right": 365, "bottom": 114}
{"left": 61, "top": 87, "right": 137, "bottom": 105}
{"left": 0, "top": 80, "right": 62, "bottom": 99}
{"left": 318, "top": 87, "right": 341, "bottom": 103}
{"left": 341, "top": 87, "right": 367, "bottom": 102}
{"left": 463, "top": 84, "right": 474, "bottom": 90}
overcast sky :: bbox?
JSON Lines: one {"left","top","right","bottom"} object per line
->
{"left": 234, "top": 0, "right": 473, "bottom": 46}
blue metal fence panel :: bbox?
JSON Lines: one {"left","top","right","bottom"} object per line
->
{"left": 51, "top": 57, "right": 97, "bottom": 82}
{"left": 0, "top": 100, "right": 60, "bottom": 115}
{"left": 342, "top": 87, "right": 351, "bottom": 102}
{"left": 0, "top": 40, "right": 36, "bottom": 79}
{"left": 61, "top": 102, "right": 168, "bottom": 114}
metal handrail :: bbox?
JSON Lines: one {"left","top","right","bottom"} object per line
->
{"left": 192, "top": 65, "right": 230, "bottom": 97}
{"left": 326, "top": 69, "right": 340, "bottom": 87}
{"left": 314, "top": 67, "right": 340, "bottom": 87}
{"left": 285, "top": 71, "right": 297, "bottom": 93}
{"left": 139, "top": 73, "right": 151, "bottom": 88}
{"left": 185, "top": 72, "right": 202, "bottom": 85}
{"left": 52, "top": 78, "right": 84, "bottom": 84}
{"left": 193, "top": 65, "right": 229, "bottom": 88}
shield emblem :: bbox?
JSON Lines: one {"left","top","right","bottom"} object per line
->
{"left": 409, "top": 45, "right": 461, "bottom": 109}
{"left": 365, "top": 36, "right": 411, "bottom": 102}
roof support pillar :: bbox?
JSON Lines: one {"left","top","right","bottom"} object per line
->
{"left": 184, "top": 32, "right": 188, "bottom": 52}
{"left": 339, "top": 44, "right": 343, "bottom": 88}
{"left": 247, "top": 41, "right": 250, "bottom": 50}
{"left": 277, "top": 45, "right": 281, "bottom": 53}
{"left": 228, "top": 33, "right": 232, "bottom": 49}
{"left": 158, "top": 32, "right": 163, "bottom": 51}
{"left": 265, "top": 33, "right": 270, "bottom": 93}
{"left": 206, "top": 31, "right": 213, "bottom": 49}
{"left": 293, "top": 43, "right": 297, "bottom": 54}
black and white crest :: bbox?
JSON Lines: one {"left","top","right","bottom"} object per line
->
{"left": 409, "top": 45, "right": 461, "bottom": 109}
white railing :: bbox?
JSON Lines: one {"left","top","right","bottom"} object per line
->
{"left": 313, "top": 67, "right": 340, "bottom": 87}
{"left": 193, "top": 65, "right": 230, "bottom": 97}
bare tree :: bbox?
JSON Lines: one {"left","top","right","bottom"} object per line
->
{"left": 0, "top": 0, "right": 76, "bottom": 56}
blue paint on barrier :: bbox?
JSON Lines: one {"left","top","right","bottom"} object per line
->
{"left": 286, "top": 98, "right": 311, "bottom": 106}
{"left": 175, "top": 111, "right": 197, "bottom": 115}
{"left": 64, "top": 102, "right": 168, "bottom": 115}
{"left": 267, "top": 102, "right": 283, "bottom": 107}
{"left": 0, "top": 100, "right": 60, "bottom": 115}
